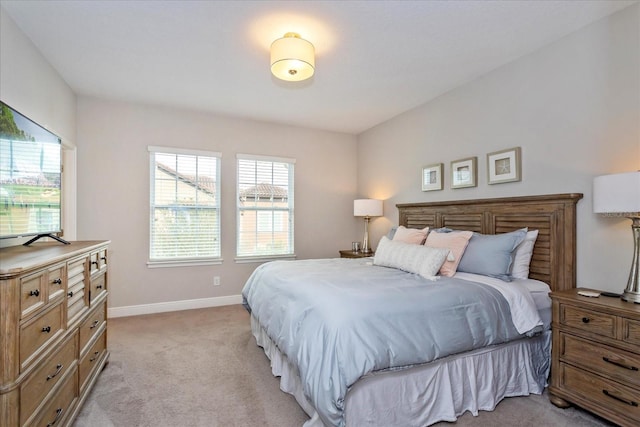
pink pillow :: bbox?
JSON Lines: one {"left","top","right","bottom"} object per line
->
{"left": 392, "top": 226, "right": 429, "bottom": 245}
{"left": 424, "top": 230, "right": 473, "bottom": 276}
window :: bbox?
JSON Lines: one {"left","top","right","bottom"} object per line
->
{"left": 237, "top": 154, "right": 294, "bottom": 259}
{"left": 148, "top": 146, "right": 221, "bottom": 266}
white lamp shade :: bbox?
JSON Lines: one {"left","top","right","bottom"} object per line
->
{"left": 354, "top": 199, "right": 383, "bottom": 217}
{"left": 593, "top": 171, "right": 640, "bottom": 215}
{"left": 270, "top": 33, "right": 315, "bottom": 82}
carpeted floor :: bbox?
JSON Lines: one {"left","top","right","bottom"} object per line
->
{"left": 74, "top": 305, "right": 615, "bottom": 427}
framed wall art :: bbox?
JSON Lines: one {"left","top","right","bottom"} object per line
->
{"left": 451, "top": 157, "right": 477, "bottom": 189}
{"left": 487, "top": 147, "right": 521, "bottom": 184}
{"left": 422, "top": 163, "right": 443, "bottom": 191}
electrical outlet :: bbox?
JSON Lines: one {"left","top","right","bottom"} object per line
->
{"left": 213, "top": 276, "right": 221, "bottom": 286}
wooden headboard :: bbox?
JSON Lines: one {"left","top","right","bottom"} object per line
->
{"left": 397, "top": 193, "right": 583, "bottom": 292}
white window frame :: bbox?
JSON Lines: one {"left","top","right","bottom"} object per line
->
{"left": 236, "top": 153, "right": 295, "bottom": 262}
{"left": 148, "top": 146, "right": 222, "bottom": 267}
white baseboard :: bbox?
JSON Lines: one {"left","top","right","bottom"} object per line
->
{"left": 107, "top": 294, "right": 243, "bottom": 318}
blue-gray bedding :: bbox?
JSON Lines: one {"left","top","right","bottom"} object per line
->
{"left": 242, "top": 258, "right": 539, "bottom": 427}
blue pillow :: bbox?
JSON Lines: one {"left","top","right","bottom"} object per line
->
{"left": 457, "top": 229, "right": 527, "bottom": 281}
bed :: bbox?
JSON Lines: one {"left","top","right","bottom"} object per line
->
{"left": 242, "top": 193, "right": 583, "bottom": 427}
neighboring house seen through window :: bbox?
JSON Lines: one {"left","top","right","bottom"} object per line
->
{"left": 148, "top": 146, "right": 221, "bottom": 266}
{"left": 237, "top": 154, "right": 295, "bottom": 259}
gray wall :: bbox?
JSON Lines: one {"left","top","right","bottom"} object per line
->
{"left": 357, "top": 5, "right": 640, "bottom": 293}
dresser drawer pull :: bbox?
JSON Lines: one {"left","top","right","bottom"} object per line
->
{"left": 29, "top": 289, "right": 40, "bottom": 297}
{"left": 46, "top": 408, "right": 63, "bottom": 427}
{"left": 96, "top": 285, "right": 103, "bottom": 289}
{"left": 91, "top": 261, "right": 99, "bottom": 266}
{"left": 101, "top": 256, "right": 107, "bottom": 261}
{"left": 90, "top": 319, "right": 100, "bottom": 329}
{"left": 42, "top": 326, "right": 51, "bottom": 333}
{"left": 581, "top": 317, "right": 590, "bottom": 323}
{"left": 603, "top": 356, "right": 639, "bottom": 371}
{"left": 46, "top": 364, "right": 63, "bottom": 381}
{"left": 89, "top": 350, "right": 100, "bottom": 362}
{"left": 52, "top": 278, "right": 62, "bottom": 285}
{"left": 68, "top": 291, "right": 74, "bottom": 298}
{"left": 602, "top": 389, "right": 639, "bottom": 407}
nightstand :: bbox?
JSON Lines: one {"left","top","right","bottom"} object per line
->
{"left": 339, "top": 250, "right": 374, "bottom": 259}
{"left": 549, "top": 288, "right": 640, "bottom": 427}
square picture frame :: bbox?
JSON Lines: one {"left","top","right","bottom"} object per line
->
{"left": 422, "top": 163, "right": 443, "bottom": 191}
{"left": 451, "top": 157, "right": 477, "bottom": 189}
{"left": 487, "top": 147, "right": 521, "bottom": 184}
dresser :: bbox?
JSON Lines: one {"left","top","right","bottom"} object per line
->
{"left": 0, "top": 241, "right": 110, "bottom": 427}
{"left": 549, "top": 288, "right": 640, "bottom": 427}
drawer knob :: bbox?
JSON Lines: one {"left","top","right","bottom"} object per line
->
{"left": 602, "top": 356, "right": 639, "bottom": 371}
{"left": 68, "top": 291, "right": 74, "bottom": 298}
{"left": 29, "top": 289, "right": 40, "bottom": 297}
{"left": 602, "top": 389, "right": 638, "bottom": 407}
{"left": 42, "top": 326, "right": 51, "bottom": 333}
{"left": 52, "top": 278, "right": 62, "bottom": 285}
{"left": 46, "top": 408, "right": 63, "bottom": 427}
{"left": 101, "top": 256, "right": 107, "bottom": 261}
{"left": 96, "top": 285, "right": 103, "bottom": 289}
{"left": 46, "top": 364, "right": 63, "bottom": 381}
{"left": 581, "top": 317, "right": 590, "bottom": 323}
{"left": 90, "top": 319, "right": 100, "bottom": 329}
{"left": 92, "top": 261, "right": 99, "bottom": 266}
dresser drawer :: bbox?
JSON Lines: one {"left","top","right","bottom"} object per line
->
{"left": 561, "top": 364, "right": 640, "bottom": 425}
{"left": 89, "top": 273, "right": 106, "bottom": 304}
{"left": 90, "top": 248, "right": 107, "bottom": 276}
{"left": 79, "top": 302, "right": 106, "bottom": 354}
{"left": 560, "top": 332, "right": 640, "bottom": 388}
{"left": 20, "top": 302, "right": 64, "bottom": 370}
{"left": 25, "top": 366, "right": 78, "bottom": 427}
{"left": 46, "top": 263, "right": 66, "bottom": 302}
{"left": 19, "top": 332, "right": 77, "bottom": 425}
{"left": 20, "top": 271, "right": 46, "bottom": 319}
{"left": 79, "top": 329, "right": 106, "bottom": 391}
{"left": 560, "top": 304, "right": 616, "bottom": 338}
{"left": 624, "top": 318, "right": 640, "bottom": 346}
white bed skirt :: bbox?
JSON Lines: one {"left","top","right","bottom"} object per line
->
{"left": 251, "top": 315, "right": 551, "bottom": 427}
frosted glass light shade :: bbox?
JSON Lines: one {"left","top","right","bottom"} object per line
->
{"left": 270, "top": 33, "right": 315, "bottom": 82}
{"left": 593, "top": 171, "right": 640, "bottom": 216}
{"left": 354, "top": 199, "right": 383, "bottom": 217}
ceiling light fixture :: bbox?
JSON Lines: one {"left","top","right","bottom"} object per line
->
{"left": 270, "top": 32, "right": 315, "bottom": 82}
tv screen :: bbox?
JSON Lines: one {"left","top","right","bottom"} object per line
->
{"left": 0, "top": 101, "right": 63, "bottom": 242}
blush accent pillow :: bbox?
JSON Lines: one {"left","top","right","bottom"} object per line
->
{"left": 392, "top": 226, "right": 430, "bottom": 244}
{"left": 374, "top": 236, "right": 449, "bottom": 280}
{"left": 457, "top": 229, "right": 527, "bottom": 281}
{"left": 424, "top": 230, "right": 473, "bottom": 277}
{"left": 511, "top": 229, "right": 539, "bottom": 279}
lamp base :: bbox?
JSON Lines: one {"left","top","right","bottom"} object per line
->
{"left": 621, "top": 217, "right": 640, "bottom": 304}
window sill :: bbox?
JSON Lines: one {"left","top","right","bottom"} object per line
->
{"left": 234, "top": 254, "right": 297, "bottom": 264}
{"left": 147, "top": 258, "right": 223, "bottom": 268}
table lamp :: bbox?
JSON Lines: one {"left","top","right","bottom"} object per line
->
{"left": 354, "top": 199, "right": 383, "bottom": 253}
{"left": 593, "top": 171, "right": 640, "bottom": 303}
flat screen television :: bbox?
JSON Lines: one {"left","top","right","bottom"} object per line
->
{"left": 0, "top": 101, "right": 68, "bottom": 245}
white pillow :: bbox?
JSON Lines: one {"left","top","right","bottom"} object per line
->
{"left": 391, "top": 225, "right": 429, "bottom": 244}
{"left": 374, "top": 236, "right": 449, "bottom": 280}
{"left": 511, "top": 229, "right": 539, "bottom": 279}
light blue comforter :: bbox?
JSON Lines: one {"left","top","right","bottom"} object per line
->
{"left": 242, "top": 258, "right": 532, "bottom": 427}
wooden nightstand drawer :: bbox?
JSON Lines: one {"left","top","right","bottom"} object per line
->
{"left": 561, "top": 363, "right": 640, "bottom": 425}
{"left": 560, "top": 304, "right": 616, "bottom": 338}
{"left": 560, "top": 332, "right": 640, "bottom": 388}
{"left": 624, "top": 318, "right": 640, "bottom": 346}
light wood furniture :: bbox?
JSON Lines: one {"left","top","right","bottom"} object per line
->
{"left": 397, "top": 193, "right": 583, "bottom": 292}
{"left": 339, "top": 250, "right": 374, "bottom": 259}
{"left": 0, "top": 241, "right": 110, "bottom": 427}
{"left": 549, "top": 288, "right": 640, "bottom": 427}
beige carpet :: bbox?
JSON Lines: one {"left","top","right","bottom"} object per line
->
{"left": 74, "top": 305, "right": 615, "bottom": 427}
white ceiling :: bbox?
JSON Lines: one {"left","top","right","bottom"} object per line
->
{"left": 1, "top": 0, "right": 636, "bottom": 135}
